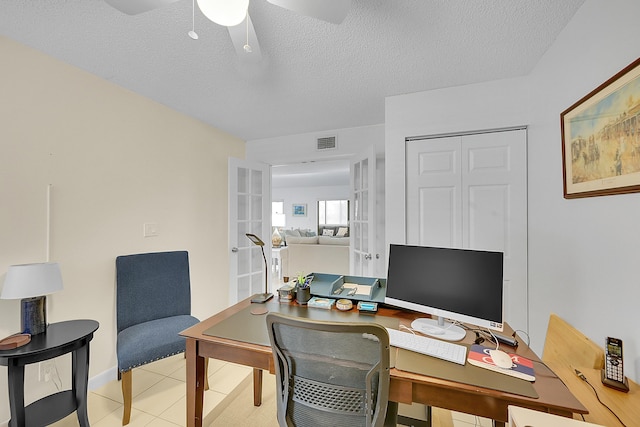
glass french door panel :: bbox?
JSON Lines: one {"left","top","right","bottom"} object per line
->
{"left": 251, "top": 195, "right": 263, "bottom": 221}
{"left": 249, "top": 221, "right": 262, "bottom": 237}
{"left": 353, "top": 162, "right": 361, "bottom": 190}
{"left": 353, "top": 252, "right": 362, "bottom": 276}
{"left": 237, "top": 247, "right": 250, "bottom": 275}
{"left": 237, "top": 167, "right": 249, "bottom": 192}
{"left": 361, "top": 223, "right": 369, "bottom": 253}
{"left": 237, "top": 275, "right": 250, "bottom": 301}
{"left": 353, "top": 222, "right": 361, "bottom": 251}
{"left": 249, "top": 246, "right": 263, "bottom": 272}
{"left": 250, "top": 169, "right": 263, "bottom": 194}
{"left": 361, "top": 158, "right": 369, "bottom": 188}
{"left": 237, "top": 221, "right": 249, "bottom": 247}
{"left": 250, "top": 272, "right": 262, "bottom": 294}
{"left": 361, "top": 190, "right": 369, "bottom": 220}
{"left": 237, "top": 194, "right": 249, "bottom": 221}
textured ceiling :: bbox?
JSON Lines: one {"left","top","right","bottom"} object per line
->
{"left": 0, "top": 0, "right": 585, "bottom": 141}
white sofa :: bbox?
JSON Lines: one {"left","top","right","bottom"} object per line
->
{"left": 280, "top": 235, "right": 350, "bottom": 280}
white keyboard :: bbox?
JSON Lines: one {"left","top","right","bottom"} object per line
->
{"left": 386, "top": 327, "right": 467, "bottom": 365}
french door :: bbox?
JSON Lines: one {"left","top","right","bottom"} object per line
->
{"left": 228, "top": 158, "right": 271, "bottom": 305}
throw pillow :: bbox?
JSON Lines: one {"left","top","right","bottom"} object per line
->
{"left": 336, "top": 227, "right": 348, "bottom": 237}
{"left": 322, "top": 229, "right": 335, "bottom": 236}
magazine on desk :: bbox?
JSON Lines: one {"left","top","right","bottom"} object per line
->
{"left": 467, "top": 344, "right": 536, "bottom": 381}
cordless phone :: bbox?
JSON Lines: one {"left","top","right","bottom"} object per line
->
{"left": 601, "top": 336, "right": 629, "bottom": 392}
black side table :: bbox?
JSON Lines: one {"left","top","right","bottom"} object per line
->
{"left": 0, "top": 319, "right": 99, "bottom": 427}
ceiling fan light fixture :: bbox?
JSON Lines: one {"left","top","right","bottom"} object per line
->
{"left": 197, "top": 0, "right": 249, "bottom": 27}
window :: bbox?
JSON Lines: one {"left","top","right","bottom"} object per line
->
{"left": 318, "top": 200, "right": 348, "bottom": 226}
{"left": 272, "top": 201, "right": 284, "bottom": 216}
{"left": 272, "top": 201, "right": 286, "bottom": 228}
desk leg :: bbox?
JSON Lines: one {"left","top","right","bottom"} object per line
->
{"left": 253, "top": 368, "right": 263, "bottom": 406}
{"left": 72, "top": 343, "right": 91, "bottom": 427}
{"left": 7, "top": 364, "right": 26, "bottom": 427}
{"left": 186, "top": 338, "right": 205, "bottom": 427}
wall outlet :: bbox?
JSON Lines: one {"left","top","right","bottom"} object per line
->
{"left": 143, "top": 222, "right": 159, "bottom": 237}
{"left": 39, "top": 360, "right": 56, "bottom": 382}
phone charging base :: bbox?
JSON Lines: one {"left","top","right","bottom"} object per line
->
{"left": 601, "top": 369, "right": 630, "bottom": 392}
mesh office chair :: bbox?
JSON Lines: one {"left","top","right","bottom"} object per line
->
{"left": 116, "top": 251, "right": 201, "bottom": 425}
{"left": 266, "top": 313, "right": 397, "bottom": 427}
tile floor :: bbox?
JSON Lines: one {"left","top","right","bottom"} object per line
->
{"left": 49, "top": 353, "right": 491, "bottom": 427}
{"left": 50, "top": 354, "right": 253, "bottom": 427}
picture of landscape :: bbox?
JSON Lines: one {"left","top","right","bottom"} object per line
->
{"left": 562, "top": 58, "right": 640, "bottom": 198}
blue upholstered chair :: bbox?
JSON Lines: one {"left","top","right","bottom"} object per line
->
{"left": 116, "top": 251, "right": 201, "bottom": 425}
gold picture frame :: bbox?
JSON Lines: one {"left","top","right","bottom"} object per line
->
{"left": 561, "top": 57, "right": 640, "bottom": 198}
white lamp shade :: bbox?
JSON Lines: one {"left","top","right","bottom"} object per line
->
{"left": 197, "top": 0, "right": 249, "bottom": 27}
{"left": 1, "top": 262, "right": 64, "bottom": 300}
{"left": 272, "top": 213, "right": 286, "bottom": 227}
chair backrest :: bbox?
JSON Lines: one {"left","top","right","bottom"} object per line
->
{"left": 266, "top": 313, "right": 391, "bottom": 427}
{"left": 116, "top": 251, "right": 191, "bottom": 333}
{"left": 542, "top": 313, "right": 604, "bottom": 369}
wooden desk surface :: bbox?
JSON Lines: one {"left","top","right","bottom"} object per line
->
{"left": 181, "top": 298, "right": 587, "bottom": 426}
{"left": 546, "top": 361, "right": 640, "bottom": 426}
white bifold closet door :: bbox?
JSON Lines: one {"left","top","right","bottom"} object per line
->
{"left": 406, "top": 129, "right": 528, "bottom": 333}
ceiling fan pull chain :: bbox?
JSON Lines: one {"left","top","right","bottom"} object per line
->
{"left": 244, "top": 12, "right": 252, "bottom": 53}
{"left": 188, "top": 0, "right": 198, "bottom": 39}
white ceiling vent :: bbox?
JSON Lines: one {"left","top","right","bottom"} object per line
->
{"left": 316, "top": 135, "right": 337, "bottom": 151}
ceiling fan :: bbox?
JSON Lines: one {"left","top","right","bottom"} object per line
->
{"left": 104, "top": 0, "right": 351, "bottom": 62}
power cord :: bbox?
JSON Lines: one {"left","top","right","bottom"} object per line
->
{"left": 574, "top": 369, "right": 627, "bottom": 427}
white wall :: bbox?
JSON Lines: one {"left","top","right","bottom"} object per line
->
{"left": 386, "top": 0, "right": 640, "bottom": 382}
{"left": 0, "top": 37, "right": 244, "bottom": 423}
{"left": 527, "top": 0, "right": 640, "bottom": 381}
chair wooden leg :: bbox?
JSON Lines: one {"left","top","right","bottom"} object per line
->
{"left": 121, "top": 370, "right": 132, "bottom": 425}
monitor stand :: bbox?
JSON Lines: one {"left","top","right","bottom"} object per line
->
{"left": 411, "top": 317, "right": 466, "bottom": 342}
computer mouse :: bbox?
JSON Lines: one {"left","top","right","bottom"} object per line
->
{"left": 489, "top": 349, "right": 513, "bottom": 369}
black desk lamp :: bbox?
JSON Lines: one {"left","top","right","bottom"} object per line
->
{"left": 246, "top": 233, "right": 273, "bottom": 304}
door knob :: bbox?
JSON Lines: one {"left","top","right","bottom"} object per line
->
{"left": 364, "top": 253, "right": 372, "bottom": 260}
{"left": 231, "top": 247, "right": 238, "bottom": 253}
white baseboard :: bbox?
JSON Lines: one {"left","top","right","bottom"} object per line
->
{"left": 88, "top": 365, "right": 118, "bottom": 391}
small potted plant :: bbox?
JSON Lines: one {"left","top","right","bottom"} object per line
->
{"left": 295, "top": 272, "right": 311, "bottom": 305}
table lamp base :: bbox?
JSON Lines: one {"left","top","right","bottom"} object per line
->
{"left": 21, "top": 296, "right": 47, "bottom": 335}
{"left": 250, "top": 293, "right": 273, "bottom": 304}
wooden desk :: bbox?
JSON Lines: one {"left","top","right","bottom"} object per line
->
{"left": 181, "top": 299, "right": 586, "bottom": 427}
{"left": 545, "top": 362, "right": 640, "bottom": 426}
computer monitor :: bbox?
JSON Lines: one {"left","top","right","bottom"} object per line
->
{"left": 384, "top": 244, "right": 504, "bottom": 341}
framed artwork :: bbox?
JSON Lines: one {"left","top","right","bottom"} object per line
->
{"left": 292, "top": 204, "right": 307, "bottom": 217}
{"left": 561, "top": 57, "right": 640, "bottom": 199}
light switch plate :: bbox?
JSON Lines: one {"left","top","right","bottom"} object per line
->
{"left": 143, "top": 222, "right": 159, "bottom": 237}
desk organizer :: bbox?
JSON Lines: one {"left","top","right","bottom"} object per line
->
{"left": 308, "top": 273, "right": 387, "bottom": 303}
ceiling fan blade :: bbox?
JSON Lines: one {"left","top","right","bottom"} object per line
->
{"left": 227, "top": 13, "right": 263, "bottom": 63}
{"left": 267, "top": 0, "right": 351, "bottom": 24}
{"left": 104, "top": 0, "right": 180, "bottom": 15}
